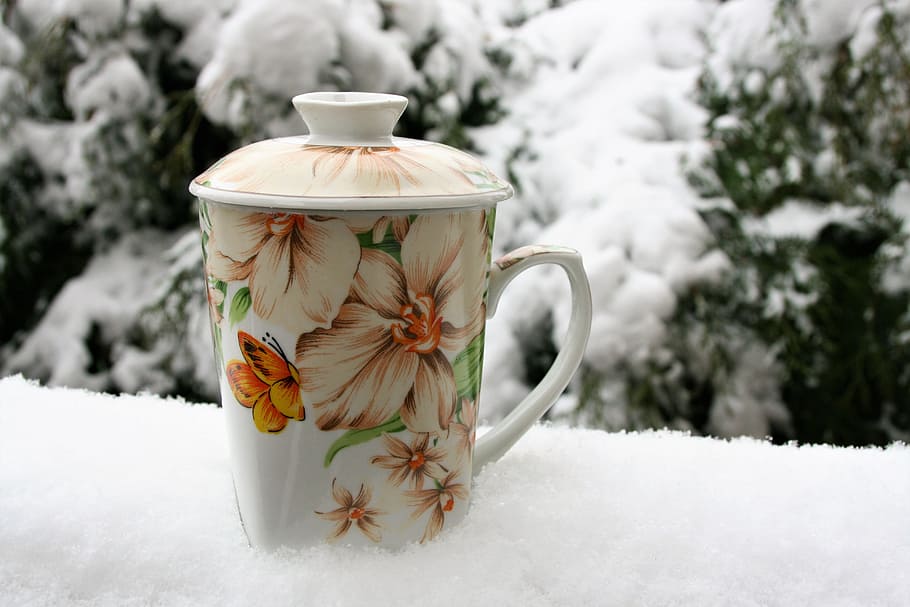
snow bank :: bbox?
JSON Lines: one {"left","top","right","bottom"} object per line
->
{"left": 1, "top": 376, "right": 907, "bottom": 606}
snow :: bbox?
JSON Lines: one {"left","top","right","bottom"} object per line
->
{"left": 197, "top": 0, "right": 344, "bottom": 129}
{"left": 17, "top": 0, "right": 125, "bottom": 36}
{"left": 196, "top": 0, "right": 498, "bottom": 138}
{"left": 65, "top": 52, "right": 152, "bottom": 121}
{"left": 2, "top": 231, "right": 186, "bottom": 392}
{"left": 1, "top": 375, "right": 908, "bottom": 606}
{"left": 707, "top": 0, "right": 881, "bottom": 92}
{"left": 473, "top": 1, "right": 722, "bottom": 421}
{"left": 743, "top": 200, "right": 865, "bottom": 239}
{"left": 0, "top": 23, "right": 24, "bottom": 65}
{"left": 882, "top": 182, "right": 910, "bottom": 293}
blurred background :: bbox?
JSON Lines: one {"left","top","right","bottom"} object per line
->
{"left": 0, "top": 0, "right": 908, "bottom": 446}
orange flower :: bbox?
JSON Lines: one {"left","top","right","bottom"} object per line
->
{"left": 225, "top": 331, "right": 305, "bottom": 433}
{"left": 406, "top": 471, "right": 468, "bottom": 543}
{"left": 296, "top": 211, "right": 489, "bottom": 434}
{"left": 207, "top": 205, "right": 360, "bottom": 336}
{"left": 370, "top": 433, "right": 448, "bottom": 490}
{"left": 315, "top": 480, "right": 383, "bottom": 543}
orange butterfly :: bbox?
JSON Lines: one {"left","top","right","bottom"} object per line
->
{"left": 226, "top": 331, "right": 305, "bottom": 433}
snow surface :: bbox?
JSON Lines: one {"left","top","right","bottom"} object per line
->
{"left": 1, "top": 375, "right": 908, "bottom": 607}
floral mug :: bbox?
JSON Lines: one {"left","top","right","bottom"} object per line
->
{"left": 191, "top": 92, "right": 592, "bottom": 548}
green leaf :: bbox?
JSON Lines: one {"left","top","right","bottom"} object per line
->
{"left": 356, "top": 223, "right": 403, "bottom": 265}
{"left": 486, "top": 207, "right": 496, "bottom": 241}
{"left": 323, "top": 414, "right": 407, "bottom": 467}
{"left": 229, "top": 287, "right": 252, "bottom": 327}
{"left": 453, "top": 332, "right": 485, "bottom": 400}
{"left": 212, "top": 321, "right": 223, "bottom": 377}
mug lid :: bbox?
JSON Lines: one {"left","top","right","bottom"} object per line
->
{"left": 189, "top": 92, "right": 513, "bottom": 211}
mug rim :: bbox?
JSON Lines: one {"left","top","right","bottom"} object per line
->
{"left": 189, "top": 181, "right": 513, "bottom": 212}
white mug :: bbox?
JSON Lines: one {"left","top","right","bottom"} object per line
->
{"left": 191, "top": 92, "right": 592, "bottom": 548}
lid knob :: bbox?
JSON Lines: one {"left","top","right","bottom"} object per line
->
{"left": 292, "top": 91, "right": 408, "bottom": 148}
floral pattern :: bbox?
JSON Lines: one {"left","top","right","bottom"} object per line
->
{"left": 315, "top": 480, "right": 383, "bottom": 543}
{"left": 308, "top": 145, "right": 431, "bottom": 194}
{"left": 193, "top": 138, "right": 508, "bottom": 198}
{"left": 449, "top": 398, "right": 477, "bottom": 465}
{"left": 370, "top": 433, "right": 448, "bottom": 490}
{"left": 406, "top": 471, "right": 469, "bottom": 543}
{"left": 207, "top": 205, "right": 360, "bottom": 336}
{"left": 201, "top": 203, "right": 494, "bottom": 544}
{"left": 295, "top": 211, "right": 489, "bottom": 434}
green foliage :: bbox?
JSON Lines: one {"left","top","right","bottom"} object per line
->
{"left": 0, "top": 152, "right": 91, "bottom": 344}
{"left": 0, "top": 6, "right": 236, "bottom": 377}
{"left": 649, "top": 0, "right": 910, "bottom": 445}
{"left": 324, "top": 414, "right": 407, "bottom": 467}
{"left": 356, "top": 224, "right": 404, "bottom": 265}
{"left": 453, "top": 332, "right": 485, "bottom": 401}
{"left": 228, "top": 287, "right": 252, "bottom": 327}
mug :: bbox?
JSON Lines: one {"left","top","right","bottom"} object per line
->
{"left": 198, "top": 184, "right": 591, "bottom": 550}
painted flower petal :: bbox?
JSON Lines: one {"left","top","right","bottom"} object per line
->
{"left": 352, "top": 484, "right": 372, "bottom": 509}
{"left": 329, "top": 518, "right": 353, "bottom": 541}
{"left": 422, "top": 459, "right": 448, "bottom": 482}
{"left": 315, "top": 507, "right": 349, "bottom": 522}
{"left": 421, "top": 506, "right": 445, "bottom": 543}
{"left": 298, "top": 304, "right": 420, "bottom": 430}
{"left": 357, "top": 516, "right": 382, "bottom": 543}
{"left": 210, "top": 206, "right": 270, "bottom": 263}
{"left": 435, "top": 214, "right": 488, "bottom": 351}
{"left": 342, "top": 215, "right": 378, "bottom": 233}
{"left": 400, "top": 351, "right": 457, "bottom": 434}
{"left": 391, "top": 216, "right": 410, "bottom": 242}
{"left": 351, "top": 249, "right": 408, "bottom": 317}
{"left": 371, "top": 216, "right": 390, "bottom": 243}
{"left": 225, "top": 360, "right": 269, "bottom": 408}
{"left": 297, "top": 303, "right": 391, "bottom": 389}
{"left": 269, "top": 376, "right": 305, "bottom": 420}
{"left": 380, "top": 434, "right": 412, "bottom": 459}
{"left": 331, "top": 480, "right": 353, "bottom": 507}
{"left": 249, "top": 217, "right": 360, "bottom": 334}
{"left": 400, "top": 214, "right": 464, "bottom": 297}
{"left": 207, "top": 236, "right": 253, "bottom": 282}
{"left": 401, "top": 212, "right": 488, "bottom": 354}
{"left": 252, "top": 394, "right": 288, "bottom": 433}
{"left": 407, "top": 488, "right": 439, "bottom": 519}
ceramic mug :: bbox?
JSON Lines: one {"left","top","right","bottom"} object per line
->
{"left": 193, "top": 92, "right": 592, "bottom": 549}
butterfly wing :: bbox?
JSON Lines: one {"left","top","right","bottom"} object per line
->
{"left": 238, "top": 331, "right": 293, "bottom": 385}
{"left": 270, "top": 377, "right": 305, "bottom": 421}
{"left": 237, "top": 331, "right": 305, "bottom": 422}
{"left": 226, "top": 359, "right": 269, "bottom": 408}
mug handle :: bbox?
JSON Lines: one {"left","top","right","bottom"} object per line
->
{"left": 472, "top": 245, "right": 593, "bottom": 473}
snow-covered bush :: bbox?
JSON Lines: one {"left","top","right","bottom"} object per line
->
{"left": 0, "top": 2, "right": 230, "bottom": 397}
{"left": 195, "top": 0, "right": 507, "bottom": 146}
{"left": 668, "top": 0, "right": 910, "bottom": 445}
{"left": 3, "top": 0, "right": 908, "bottom": 447}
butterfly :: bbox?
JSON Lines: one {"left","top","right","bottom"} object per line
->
{"left": 226, "top": 331, "right": 305, "bottom": 433}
